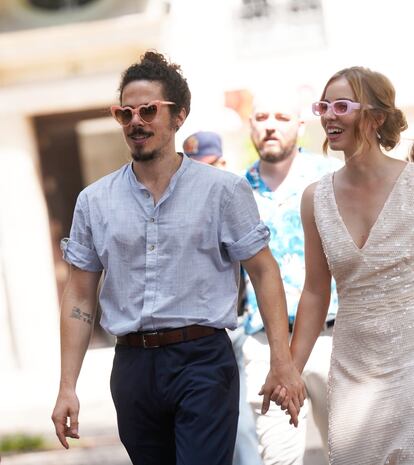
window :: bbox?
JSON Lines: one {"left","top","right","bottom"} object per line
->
{"left": 28, "top": 0, "right": 98, "bottom": 11}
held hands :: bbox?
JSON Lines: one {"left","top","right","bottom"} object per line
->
{"left": 51, "top": 389, "right": 80, "bottom": 449}
{"left": 259, "top": 362, "right": 306, "bottom": 427}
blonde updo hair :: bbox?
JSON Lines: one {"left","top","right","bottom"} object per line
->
{"left": 321, "top": 66, "right": 407, "bottom": 155}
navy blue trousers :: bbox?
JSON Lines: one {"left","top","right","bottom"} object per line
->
{"left": 110, "top": 330, "right": 239, "bottom": 465}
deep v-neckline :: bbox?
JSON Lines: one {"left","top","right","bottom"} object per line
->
{"left": 330, "top": 163, "right": 409, "bottom": 252}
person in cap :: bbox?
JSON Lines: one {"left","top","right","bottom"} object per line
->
{"left": 183, "top": 131, "right": 227, "bottom": 168}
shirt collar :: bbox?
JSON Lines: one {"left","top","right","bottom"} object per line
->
{"left": 246, "top": 149, "right": 310, "bottom": 193}
{"left": 246, "top": 160, "right": 268, "bottom": 192}
{"left": 127, "top": 152, "right": 190, "bottom": 192}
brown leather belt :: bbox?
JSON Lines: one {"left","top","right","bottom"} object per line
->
{"left": 116, "top": 325, "right": 221, "bottom": 349}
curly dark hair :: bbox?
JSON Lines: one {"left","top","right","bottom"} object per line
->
{"left": 118, "top": 50, "right": 191, "bottom": 118}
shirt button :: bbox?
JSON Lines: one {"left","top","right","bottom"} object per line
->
{"left": 149, "top": 217, "right": 155, "bottom": 223}
{"left": 149, "top": 245, "right": 155, "bottom": 251}
{"left": 145, "top": 192, "right": 150, "bottom": 199}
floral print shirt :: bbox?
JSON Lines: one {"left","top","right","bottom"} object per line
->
{"left": 244, "top": 151, "right": 341, "bottom": 335}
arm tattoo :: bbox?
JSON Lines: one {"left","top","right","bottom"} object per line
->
{"left": 70, "top": 307, "right": 93, "bottom": 325}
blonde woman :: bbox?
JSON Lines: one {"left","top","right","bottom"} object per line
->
{"left": 290, "top": 67, "right": 412, "bottom": 464}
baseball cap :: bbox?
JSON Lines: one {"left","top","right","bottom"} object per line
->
{"left": 183, "top": 131, "right": 223, "bottom": 164}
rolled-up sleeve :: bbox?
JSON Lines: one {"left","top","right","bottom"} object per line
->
{"left": 221, "top": 177, "right": 270, "bottom": 262}
{"left": 61, "top": 193, "right": 103, "bottom": 272}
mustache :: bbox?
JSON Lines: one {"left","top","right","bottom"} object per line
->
{"left": 263, "top": 135, "right": 279, "bottom": 142}
{"left": 128, "top": 127, "right": 153, "bottom": 137}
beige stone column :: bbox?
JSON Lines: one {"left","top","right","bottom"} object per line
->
{"left": 0, "top": 115, "right": 59, "bottom": 373}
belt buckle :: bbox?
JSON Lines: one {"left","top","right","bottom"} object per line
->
{"left": 142, "top": 331, "right": 160, "bottom": 349}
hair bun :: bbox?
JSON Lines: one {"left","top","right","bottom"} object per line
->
{"left": 378, "top": 107, "right": 408, "bottom": 151}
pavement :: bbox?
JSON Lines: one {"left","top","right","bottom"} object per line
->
{"left": 1, "top": 440, "right": 130, "bottom": 465}
{"left": 0, "top": 347, "right": 328, "bottom": 465}
{"left": 1, "top": 431, "right": 327, "bottom": 465}
{"left": 1, "top": 410, "right": 327, "bottom": 465}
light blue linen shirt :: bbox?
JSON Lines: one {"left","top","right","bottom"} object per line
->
{"left": 62, "top": 154, "right": 270, "bottom": 336}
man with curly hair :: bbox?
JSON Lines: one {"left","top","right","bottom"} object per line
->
{"left": 51, "top": 51, "right": 305, "bottom": 465}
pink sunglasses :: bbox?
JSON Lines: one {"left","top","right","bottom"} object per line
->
{"left": 110, "top": 100, "right": 175, "bottom": 126}
{"left": 312, "top": 100, "right": 362, "bottom": 116}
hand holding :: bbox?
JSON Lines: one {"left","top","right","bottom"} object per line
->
{"left": 258, "top": 361, "right": 306, "bottom": 427}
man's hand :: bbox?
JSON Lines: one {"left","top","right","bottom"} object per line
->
{"left": 51, "top": 389, "right": 80, "bottom": 449}
{"left": 258, "top": 362, "right": 306, "bottom": 427}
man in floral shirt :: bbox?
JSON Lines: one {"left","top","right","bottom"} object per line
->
{"left": 242, "top": 92, "right": 341, "bottom": 465}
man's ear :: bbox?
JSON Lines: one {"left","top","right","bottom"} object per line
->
{"left": 175, "top": 107, "right": 187, "bottom": 132}
{"left": 297, "top": 118, "right": 306, "bottom": 139}
{"left": 215, "top": 159, "right": 227, "bottom": 169}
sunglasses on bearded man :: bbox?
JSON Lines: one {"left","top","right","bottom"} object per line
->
{"left": 110, "top": 100, "right": 175, "bottom": 126}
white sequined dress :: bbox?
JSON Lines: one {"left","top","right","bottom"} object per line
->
{"left": 314, "top": 163, "right": 414, "bottom": 465}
